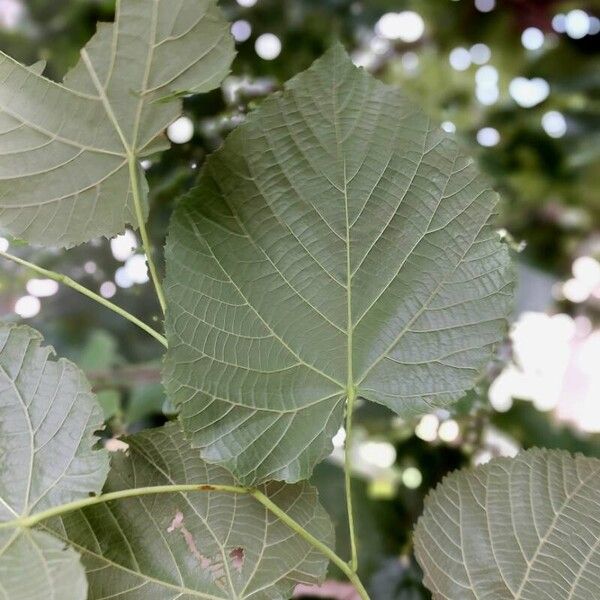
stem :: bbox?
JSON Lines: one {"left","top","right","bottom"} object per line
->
{"left": 0, "top": 484, "right": 247, "bottom": 530}
{"left": 0, "top": 483, "right": 371, "bottom": 599}
{"left": 128, "top": 154, "right": 167, "bottom": 315}
{"left": 345, "top": 386, "right": 359, "bottom": 572}
{"left": 0, "top": 249, "right": 167, "bottom": 348}
{"left": 250, "top": 489, "right": 370, "bottom": 600}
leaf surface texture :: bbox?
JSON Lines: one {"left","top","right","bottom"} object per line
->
{"left": 164, "top": 43, "right": 513, "bottom": 484}
{"left": 0, "top": 529, "right": 87, "bottom": 600}
{"left": 48, "top": 424, "right": 333, "bottom": 600}
{"left": 415, "top": 449, "right": 600, "bottom": 600}
{"left": 0, "top": 0, "right": 234, "bottom": 246}
{"left": 0, "top": 324, "right": 108, "bottom": 598}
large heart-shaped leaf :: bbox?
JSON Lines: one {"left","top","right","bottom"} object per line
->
{"left": 47, "top": 423, "right": 334, "bottom": 600}
{"left": 414, "top": 449, "right": 600, "bottom": 600}
{"left": 163, "top": 43, "right": 513, "bottom": 484}
{"left": 0, "top": 324, "right": 108, "bottom": 598}
{"left": 0, "top": 0, "right": 234, "bottom": 247}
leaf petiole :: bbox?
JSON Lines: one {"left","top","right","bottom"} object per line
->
{"left": 0, "top": 249, "right": 167, "bottom": 347}
{"left": 344, "top": 386, "right": 359, "bottom": 573}
{"left": 250, "top": 489, "right": 371, "bottom": 600}
{"left": 127, "top": 153, "right": 167, "bottom": 315}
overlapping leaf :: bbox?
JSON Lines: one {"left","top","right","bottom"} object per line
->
{"left": 164, "top": 43, "right": 514, "bottom": 484}
{"left": 47, "top": 424, "right": 334, "bottom": 600}
{"left": 0, "top": 324, "right": 108, "bottom": 598}
{"left": 0, "top": 0, "right": 234, "bottom": 246}
{"left": 414, "top": 449, "right": 600, "bottom": 600}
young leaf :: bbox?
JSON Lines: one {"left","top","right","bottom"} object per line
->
{"left": 47, "top": 423, "right": 334, "bottom": 600}
{"left": 0, "top": 0, "right": 234, "bottom": 247}
{"left": 414, "top": 449, "right": 600, "bottom": 600}
{"left": 0, "top": 529, "right": 87, "bottom": 600}
{"left": 164, "top": 43, "right": 514, "bottom": 484}
{"left": 0, "top": 324, "right": 108, "bottom": 598}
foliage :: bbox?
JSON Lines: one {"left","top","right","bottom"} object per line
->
{"left": 0, "top": 1, "right": 598, "bottom": 599}
{"left": 0, "top": 0, "right": 233, "bottom": 248}
{"left": 415, "top": 448, "right": 600, "bottom": 599}
{"left": 164, "top": 42, "right": 513, "bottom": 485}
{"left": 0, "top": 324, "right": 108, "bottom": 599}
{"left": 48, "top": 424, "right": 334, "bottom": 600}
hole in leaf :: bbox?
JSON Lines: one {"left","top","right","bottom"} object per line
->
{"left": 105, "top": 438, "right": 129, "bottom": 453}
{"left": 230, "top": 547, "right": 245, "bottom": 572}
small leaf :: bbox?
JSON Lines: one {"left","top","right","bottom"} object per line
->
{"left": 0, "top": 528, "right": 87, "bottom": 600}
{"left": 414, "top": 449, "right": 600, "bottom": 600}
{"left": 164, "top": 43, "right": 513, "bottom": 484}
{"left": 0, "top": 0, "right": 234, "bottom": 247}
{"left": 48, "top": 423, "right": 334, "bottom": 600}
{"left": 0, "top": 324, "right": 108, "bottom": 598}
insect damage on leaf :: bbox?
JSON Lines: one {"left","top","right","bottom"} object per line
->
{"left": 46, "top": 424, "right": 333, "bottom": 600}
{"left": 229, "top": 547, "right": 245, "bottom": 572}
{"left": 167, "top": 510, "right": 229, "bottom": 585}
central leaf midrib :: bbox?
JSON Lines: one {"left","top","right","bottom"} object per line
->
{"left": 329, "top": 50, "right": 355, "bottom": 401}
{"left": 80, "top": 0, "right": 157, "bottom": 158}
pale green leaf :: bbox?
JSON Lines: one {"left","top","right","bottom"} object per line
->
{"left": 163, "top": 43, "right": 514, "bottom": 484}
{"left": 0, "top": 324, "right": 109, "bottom": 519}
{"left": 0, "top": 324, "right": 108, "bottom": 598}
{"left": 414, "top": 449, "right": 600, "bottom": 600}
{"left": 0, "top": 528, "right": 87, "bottom": 600}
{"left": 47, "top": 423, "right": 334, "bottom": 600}
{"left": 0, "top": 0, "right": 234, "bottom": 247}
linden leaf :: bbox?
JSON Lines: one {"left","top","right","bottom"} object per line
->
{"left": 415, "top": 449, "right": 600, "bottom": 600}
{"left": 0, "top": 324, "right": 108, "bottom": 598}
{"left": 164, "top": 43, "right": 513, "bottom": 484}
{"left": 0, "top": 0, "right": 234, "bottom": 247}
{"left": 48, "top": 424, "right": 334, "bottom": 600}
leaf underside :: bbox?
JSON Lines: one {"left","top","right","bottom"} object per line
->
{"left": 164, "top": 43, "right": 514, "bottom": 484}
{"left": 0, "top": 0, "right": 234, "bottom": 247}
{"left": 0, "top": 528, "right": 87, "bottom": 600}
{"left": 47, "top": 423, "right": 334, "bottom": 600}
{"left": 0, "top": 324, "right": 108, "bottom": 598}
{"left": 414, "top": 449, "right": 600, "bottom": 600}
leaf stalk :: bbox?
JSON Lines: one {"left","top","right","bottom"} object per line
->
{"left": 127, "top": 153, "right": 167, "bottom": 315}
{"left": 250, "top": 489, "right": 371, "bottom": 600}
{"left": 344, "top": 386, "right": 359, "bottom": 572}
{"left": 0, "top": 249, "right": 167, "bottom": 347}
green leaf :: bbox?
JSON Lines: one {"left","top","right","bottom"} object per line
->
{"left": 0, "top": 529, "right": 87, "bottom": 600}
{"left": 164, "top": 43, "right": 514, "bottom": 484}
{"left": 48, "top": 423, "right": 334, "bottom": 600}
{"left": 0, "top": 0, "right": 234, "bottom": 247}
{"left": 414, "top": 449, "right": 600, "bottom": 600}
{"left": 0, "top": 324, "right": 108, "bottom": 598}
{"left": 0, "top": 324, "right": 109, "bottom": 519}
